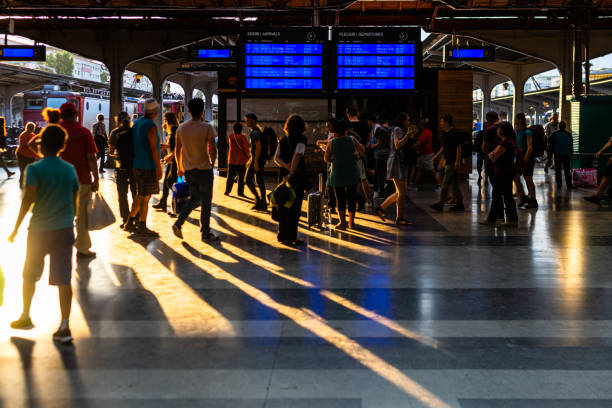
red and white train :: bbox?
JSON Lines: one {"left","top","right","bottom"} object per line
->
{"left": 22, "top": 87, "right": 184, "bottom": 131}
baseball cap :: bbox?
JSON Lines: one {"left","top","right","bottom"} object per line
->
{"left": 60, "top": 102, "right": 77, "bottom": 115}
{"left": 144, "top": 98, "right": 159, "bottom": 113}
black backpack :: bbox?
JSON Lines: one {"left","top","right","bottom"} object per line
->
{"left": 459, "top": 130, "right": 473, "bottom": 159}
{"left": 473, "top": 130, "right": 484, "bottom": 154}
{"left": 529, "top": 124, "right": 546, "bottom": 157}
{"left": 261, "top": 127, "right": 278, "bottom": 161}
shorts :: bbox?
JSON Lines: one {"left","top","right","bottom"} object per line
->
{"left": 134, "top": 168, "right": 160, "bottom": 196}
{"left": 522, "top": 156, "right": 536, "bottom": 177}
{"left": 416, "top": 153, "right": 434, "bottom": 171}
{"left": 358, "top": 159, "right": 367, "bottom": 180}
{"left": 23, "top": 228, "right": 74, "bottom": 286}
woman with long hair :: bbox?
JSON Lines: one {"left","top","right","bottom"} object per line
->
{"left": 481, "top": 121, "right": 519, "bottom": 226}
{"left": 374, "top": 112, "right": 415, "bottom": 226}
{"left": 16, "top": 122, "right": 39, "bottom": 188}
{"left": 154, "top": 111, "right": 180, "bottom": 213}
{"left": 274, "top": 114, "right": 309, "bottom": 245}
{"left": 324, "top": 119, "right": 363, "bottom": 230}
{"left": 0, "top": 116, "right": 15, "bottom": 178}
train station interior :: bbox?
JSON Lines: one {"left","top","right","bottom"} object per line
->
{"left": 1, "top": 1, "right": 612, "bottom": 407}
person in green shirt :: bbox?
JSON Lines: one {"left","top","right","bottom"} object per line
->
{"left": 8, "top": 124, "right": 80, "bottom": 344}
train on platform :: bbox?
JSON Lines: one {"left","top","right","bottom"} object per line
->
{"left": 22, "top": 86, "right": 185, "bottom": 131}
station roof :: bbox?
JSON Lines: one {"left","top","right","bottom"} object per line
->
{"left": 2, "top": 0, "right": 612, "bottom": 30}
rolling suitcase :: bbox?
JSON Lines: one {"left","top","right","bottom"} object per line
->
{"left": 307, "top": 174, "right": 324, "bottom": 229}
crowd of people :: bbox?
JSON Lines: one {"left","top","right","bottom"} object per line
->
{"left": 2, "top": 98, "right": 612, "bottom": 344}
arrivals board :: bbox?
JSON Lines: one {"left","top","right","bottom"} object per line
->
{"left": 333, "top": 28, "right": 421, "bottom": 91}
{"left": 0, "top": 45, "right": 46, "bottom": 61}
{"left": 241, "top": 28, "right": 327, "bottom": 91}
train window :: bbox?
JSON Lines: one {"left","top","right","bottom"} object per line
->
{"left": 47, "top": 98, "right": 67, "bottom": 109}
{"left": 25, "top": 99, "right": 44, "bottom": 110}
{"left": 86, "top": 102, "right": 90, "bottom": 110}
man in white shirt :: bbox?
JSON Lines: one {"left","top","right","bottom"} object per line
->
{"left": 171, "top": 98, "right": 219, "bottom": 243}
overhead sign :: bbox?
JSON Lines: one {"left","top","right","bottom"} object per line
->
{"left": 445, "top": 46, "right": 495, "bottom": 62}
{"left": 187, "top": 46, "right": 234, "bottom": 62}
{"left": 0, "top": 45, "right": 46, "bottom": 61}
{"left": 241, "top": 28, "right": 327, "bottom": 91}
{"left": 333, "top": 27, "right": 421, "bottom": 91}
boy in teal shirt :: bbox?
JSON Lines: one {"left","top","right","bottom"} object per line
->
{"left": 8, "top": 124, "right": 80, "bottom": 344}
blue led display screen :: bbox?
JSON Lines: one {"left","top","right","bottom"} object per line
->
{"left": 245, "top": 43, "right": 322, "bottom": 55}
{"left": 2, "top": 48, "right": 35, "bottom": 58}
{"left": 244, "top": 41, "right": 324, "bottom": 90}
{"left": 336, "top": 42, "right": 416, "bottom": 90}
{"left": 337, "top": 55, "right": 416, "bottom": 67}
{"left": 337, "top": 44, "right": 415, "bottom": 55}
{"left": 450, "top": 48, "right": 485, "bottom": 59}
{"left": 245, "top": 55, "right": 323, "bottom": 66}
{"left": 197, "top": 49, "right": 231, "bottom": 59}
{"left": 245, "top": 67, "right": 323, "bottom": 78}
{"left": 245, "top": 78, "right": 323, "bottom": 89}
{"left": 338, "top": 79, "right": 415, "bottom": 90}
{"left": 337, "top": 67, "right": 415, "bottom": 79}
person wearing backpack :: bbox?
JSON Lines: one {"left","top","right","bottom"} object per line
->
{"left": 514, "top": 113, "right": 538, "bottom": 209}
{"left": 371, "top": 114, "right": 392, "bottom": 198}
{"left": 244, "top": 113, "right": 267, "bottom": 211}
{"left": 225, "top": 122, "right": 250, "bottom": 197}
{"left": 430, "top": 114, "right": 465, "bottom": 212}
{"left": 548, "top": 121, "right": 575, "bottom": 189}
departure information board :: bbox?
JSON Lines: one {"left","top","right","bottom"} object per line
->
{"left": 445, "top": 46, "right": 495, "bottom": 62}
{"left": 241, "top": 28, "right": 327, "bottom": 91}
{"left": 334, "top": 28, "right": 420, "bottom": 91}
{"left": 187, "top": 46, "right": 234, "bottom": 62}
{"left": 0, "top": 45, "right": 46, "bottom": 61}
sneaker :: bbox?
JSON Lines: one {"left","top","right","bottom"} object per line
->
{"left": 10, "top": 316, "right": 34, "bottom": 330}
{"left": 76, "top": 251, "right": 96, "bottom": 259}
{"left": 202, "top": 233, "right": 220, "bottom": 243}
{"left": 478, "top": 219, "right": 497, "bottom": 226}
{"left": 135, "top": 226, "right": 159, "bottom": 237}
{"left": 172, "top": 223, "right": 183, "bottom": 239}
{"left": 517, "top": 196, "right": 529, "bottom": 208}
{"left": 152, "top": 202, "right": 165, "bottom": 210}
{"left": 52, "top": 328, "right": 73, "bottom": 344}
{"left": 449, "top": 204, "right": 465, "bottom": 212}
{"left": 333, "top": 223, "right": 347, "bottom": 231}
{"left": 584, "top": 195, "right": 601, "bottom": 204}
{"left": 430, "top": 203, "right": 444, "bottom": 212}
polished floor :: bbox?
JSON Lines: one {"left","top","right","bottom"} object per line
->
{"left": 0, "top": 165, "right": 611, "bottom": 408}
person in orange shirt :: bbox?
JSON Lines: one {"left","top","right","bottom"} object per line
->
{"left": 224, "top": 122, "right": 250, "bottom": 197}
{"left": 16, "top": 122, "right": 40, "bottom": 188}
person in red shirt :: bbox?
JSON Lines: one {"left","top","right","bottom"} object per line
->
{"left": 224, "top": 122, "right": 250, "bottom": 197}
{"left": 414, "top": 119, "right": 439, "bottom": 185}
{"left": 59, "top": 102, "right": 99, "bottom": 259}
{"left": 16, "top": 122, "right": 40, "bottom": 188}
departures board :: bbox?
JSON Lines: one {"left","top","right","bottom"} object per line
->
{"left": 333, "top": 27, "right": 421, "bottom": 92}
{"left": 238, "top": 27, "right": 422, "bottom": 94}
{"left": 241, "top": 28, "right": 327, "bottom": 92}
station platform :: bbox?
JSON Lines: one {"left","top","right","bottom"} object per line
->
{"left": 1, "top": 166, "right": 612, "bottom": 408}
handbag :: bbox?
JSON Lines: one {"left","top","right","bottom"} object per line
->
{"left": 87, "top": 192, "right": 116, "bottom": 230}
